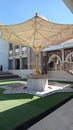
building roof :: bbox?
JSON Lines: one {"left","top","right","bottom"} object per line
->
{"left": 43, "top": 39, "right": 73, "bottom": 51}
{"left": 63, "top": 0, "right": 73, "bottom": 13}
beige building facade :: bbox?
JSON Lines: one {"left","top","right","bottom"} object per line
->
{"left": 8, "top": 43, "right": 41, "bottom": 71}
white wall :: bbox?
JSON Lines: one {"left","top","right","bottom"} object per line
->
{"left": 9, "top": 69, "right": 73, "bottom": 81}
{"left": 0, "top": 40, "right": 9, "bottom": 71}
{"left": 9, "top": 69, "right": 35, "bottom": 78}
{"left": 48, "top": 70, "right": 73, "bottom": 81}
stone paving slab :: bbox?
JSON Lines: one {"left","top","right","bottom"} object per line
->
{"left": 28, "top": 99, "right": 73, "bottom": 130}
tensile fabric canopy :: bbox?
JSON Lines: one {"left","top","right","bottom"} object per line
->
{"left": 0, "top": 14, "right": 73, "bottom": 54}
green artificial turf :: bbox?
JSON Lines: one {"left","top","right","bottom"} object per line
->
{"left": 0, "top": 86, "right": 73, "bottom": 130}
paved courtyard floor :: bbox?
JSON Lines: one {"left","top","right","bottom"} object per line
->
{"left": 1, "top": 81, "right": 73, "bottom": 97}
{"left": 28, "top": 98, "right": 73, "bottom": 130}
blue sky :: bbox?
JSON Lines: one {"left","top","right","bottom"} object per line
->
{"left": 0, "top": 0, "right": 73, "bottom": 25}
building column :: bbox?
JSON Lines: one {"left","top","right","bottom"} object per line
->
{"left": 20, "top": 56, "right": 22, "bottom": 69}
{"left": 61, "top": 49, "right": 64, "bottom": 70}
{"left": 61, "top": 49, "right": 64, "bottom": 62}
{"left": 27, "top": 47, "right": 31, "bottom": 69}
{"left": 13, "top": 57, "right": 15, "bottom": 69}
{"left": 39, "top": 53, "right": 41, "bottom": 71}
{"left": 13, "top": 44, "right": 15, "bottom": 56}
{"left": 19, "top": 46, "right": 22, "bottom": 55}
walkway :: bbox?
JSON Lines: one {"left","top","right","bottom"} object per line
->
{"left": 2, "top": 82, "right": 73, "bottom": 97}
{"left": 28, "top": 99, "right": 73, "bottom": 130}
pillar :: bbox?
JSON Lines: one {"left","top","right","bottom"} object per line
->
{"left": 20, "top": 56, "right": 22, "bottom": 69}
{"left": 61, "top": 49, "right": 64, "bottom": 70}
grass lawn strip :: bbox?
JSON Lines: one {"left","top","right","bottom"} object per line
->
{"left": 0, "top": 87, "right": 73, "bottom": 130}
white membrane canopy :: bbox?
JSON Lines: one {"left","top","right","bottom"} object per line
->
{"left": 0, "top": 14, "right": 73, "bottom": 54}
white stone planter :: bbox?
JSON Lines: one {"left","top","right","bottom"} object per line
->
{"left": 27, "top": 74, "right": 48, "bottom": 91}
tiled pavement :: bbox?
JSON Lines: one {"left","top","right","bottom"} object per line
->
{"left": 28, "top": 99, "right": 73, "bottom": 130}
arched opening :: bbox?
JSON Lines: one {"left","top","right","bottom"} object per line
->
{"left": 65, "top": 52, "right": 73, "bottom": 73}
{"left": 48, "top": 54, "right": 61, "bottom": 71}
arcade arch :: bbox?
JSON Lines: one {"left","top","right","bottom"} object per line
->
{"left": 65, "top": 51, "right": 73, "bottom": 72}
{"left": 48, "top": 54, "right": 61, "bottom": 70}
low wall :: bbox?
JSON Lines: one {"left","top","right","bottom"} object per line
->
{"left": 9, "top": 70, "right": 73, "bottom": 81}
{"left": 9, "top": 69, "right": 35, "bottom": 78}
{"left": 48, "top": 70, "right": 73, "bottom": 81}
